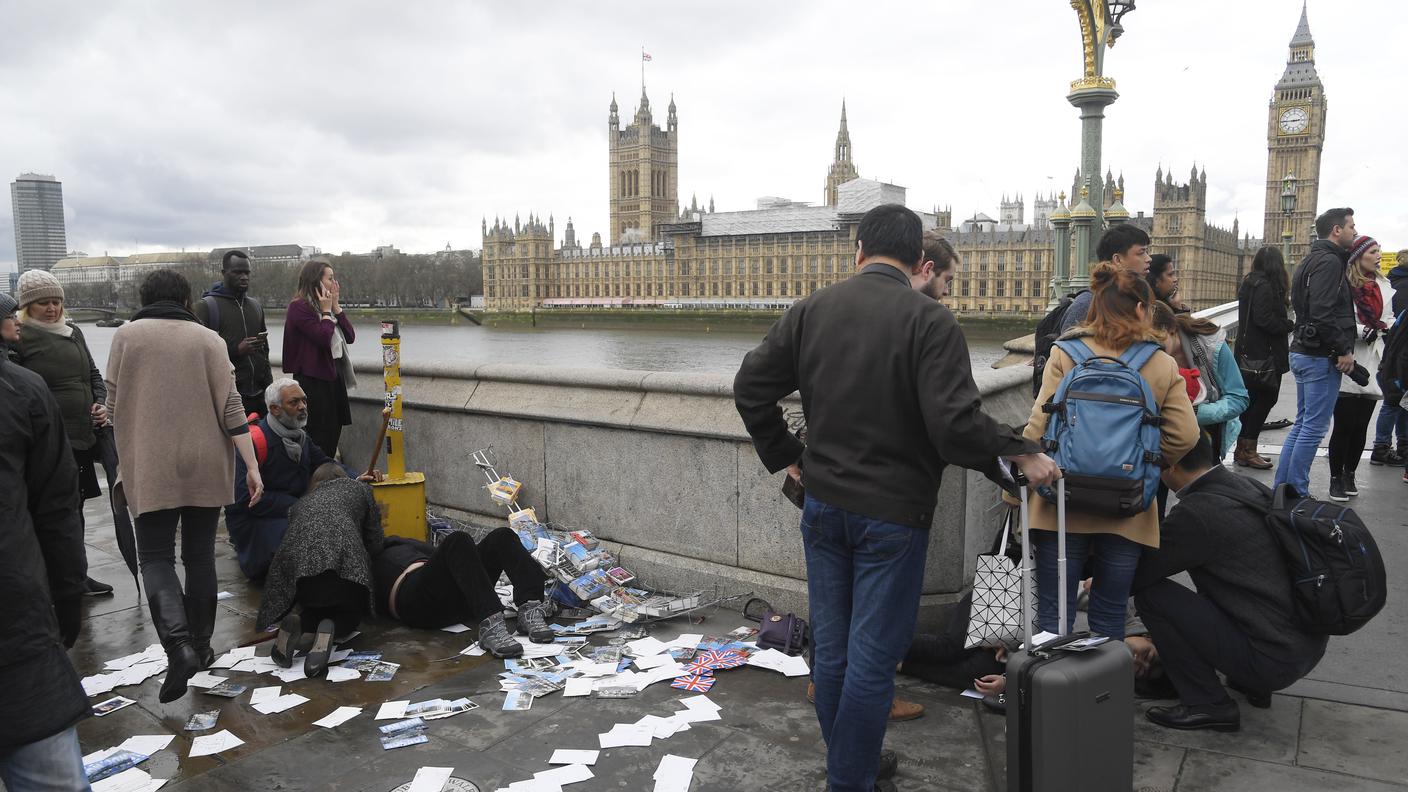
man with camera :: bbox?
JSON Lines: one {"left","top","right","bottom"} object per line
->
{"left": 1274, "top": 208, "right": 1358, "bottom": 497}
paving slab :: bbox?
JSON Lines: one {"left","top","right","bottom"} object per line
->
{"left": 1132, "top": 697, "right": 1303, "bottom": 765}
{"left": 1175, "top": 750, "right": 1405, "bottom": 792}
{"left": 1297, "top": 699, "right": 1408, "bottom": 785}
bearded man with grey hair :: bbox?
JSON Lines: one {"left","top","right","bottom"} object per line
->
{"left": 226, "top": 378, "right": 381, "bottom": 579}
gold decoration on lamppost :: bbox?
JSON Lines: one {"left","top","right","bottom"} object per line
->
{"left": 1070, "top": 0, "right": 1136, "bottom": 91}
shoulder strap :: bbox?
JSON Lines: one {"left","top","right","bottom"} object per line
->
{"left": 249, "top": 420, "right": 268, "bottom": 466}
{"left": 201, "top": 295, "right": 220, "bottom": 330}
{"left": 1053, "top": 338, "right": 1093, "bottom": 365}
{"left": 1119, "top": 340, "right": 1161, "bottom": 371}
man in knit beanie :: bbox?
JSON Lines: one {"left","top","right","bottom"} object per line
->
{"left": 16, "top": 269, "right": 65, "bottom": 312}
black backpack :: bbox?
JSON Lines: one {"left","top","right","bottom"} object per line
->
{"left": 1379, "top": 309, "right": 1408, "bottom": 393}
{"left": 1230, "top": 484, "right": 1387, "bottom": 636}
{"left": 1031, "top": 289, "right": 1087, "bottom": 398}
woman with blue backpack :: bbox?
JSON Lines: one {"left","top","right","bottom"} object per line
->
{"left": 1016, "top": 263, "right": 1199, "bottom": 638}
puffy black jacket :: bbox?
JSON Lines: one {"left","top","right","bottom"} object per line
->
{"left": 0, "top": 357, "right": 90, "bottom": 748}
{"left": 1236, "top": 271, "right": 1295, "bottom": 374}
{"left": 1289, "top": 240, "right": 1356, "bottom": 357}
{"left": 195, "top": 283, "right": 273, "bottom": 399}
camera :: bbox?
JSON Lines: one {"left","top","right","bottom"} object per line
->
{"left": 1348, "top": 363, "right": 1371, "bottom": 388}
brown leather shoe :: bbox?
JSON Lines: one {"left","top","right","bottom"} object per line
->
{"left": 806, "top": 682, "right": 925, "bottom": 721}
{"left": 1234, "top": 438, "right": 1273, "bottom": 469}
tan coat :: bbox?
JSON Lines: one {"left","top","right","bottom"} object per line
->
{"left": 105, "top": 318, "right": 246, "bottom": 517}
{"left": 1018, "top": 331, "right": 1199, "bottom": 548}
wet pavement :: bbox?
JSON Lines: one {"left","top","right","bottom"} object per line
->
{"left": 19, "top": 382, "right": 1408, "bottom": 792}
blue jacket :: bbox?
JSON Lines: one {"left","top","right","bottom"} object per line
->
{"left": 226, "top": 416, "right": 336, "bottom": 578}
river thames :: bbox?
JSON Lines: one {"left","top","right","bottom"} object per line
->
{"left": 77, "top": 318, "right": 1021, "bottom": 375}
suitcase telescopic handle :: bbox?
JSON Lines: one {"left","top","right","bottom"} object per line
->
{"left": 1017, "top": 477, "right": 1068, "bottom": 647}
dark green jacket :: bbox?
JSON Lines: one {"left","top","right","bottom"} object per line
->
{"left": 15, "top": 323, "right": 101, "bottom": 451}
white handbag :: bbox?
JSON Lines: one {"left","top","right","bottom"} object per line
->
{"left": 964, "top": 512, "right": 1024, "bottom": 650}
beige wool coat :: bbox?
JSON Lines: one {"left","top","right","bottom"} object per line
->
{"left": 1014, "top": 329, "right": 1199, "bottom": 549}
{"left": 105, "top": 317, "right": 247, "bottom": 517}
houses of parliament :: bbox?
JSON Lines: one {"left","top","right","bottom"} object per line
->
{"left": 484, "top": 7, "right": 1325, "bottom": 316}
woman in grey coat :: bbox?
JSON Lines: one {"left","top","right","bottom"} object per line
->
{"left": 256, "top": 464, "right": 383, "bottom": 677}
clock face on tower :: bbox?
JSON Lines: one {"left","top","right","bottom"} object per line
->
{"left": 1279, "top": 106, "right": 1310, "bottom": 135}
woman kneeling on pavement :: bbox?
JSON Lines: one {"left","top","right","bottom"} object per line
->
{"left": 257, "top": 464, "right": 384, "bottom": 677}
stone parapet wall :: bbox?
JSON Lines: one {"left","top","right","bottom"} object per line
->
{"left": 325, "top": 357, "right": 1034, "bottom": 630}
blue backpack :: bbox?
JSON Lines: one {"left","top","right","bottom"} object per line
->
{"left": 1039, "top": 339, "right": 1165, "bottom": 518}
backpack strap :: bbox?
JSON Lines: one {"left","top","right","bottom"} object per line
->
{"left": 1053, "top": 338, "right": 1094, "bottom": 365}
{"left": 201, "top": 295, "right": 220, "bottom": 331}
{"left": 248, "top": 414, "right": 268, "bottom": 466}
{"left": 1118, "top": 340, "right": 1161, "bottom": 371}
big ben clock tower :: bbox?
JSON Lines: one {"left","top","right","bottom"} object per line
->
{"left": 1264, "top": 3, "right": 1328, "bottom": 264}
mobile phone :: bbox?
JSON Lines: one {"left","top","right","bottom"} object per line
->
{"left": 257, "top": 331, "right": 269, "bottom": 340}
{"left": 782, "top": 474, "right": 805, "bottom": 510}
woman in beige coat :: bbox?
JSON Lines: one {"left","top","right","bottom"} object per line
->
{"left": 106, "top": 270, "right": 264, "bottom": 702}
{"left": 1020, "top": 263, "right": 1199, "bottom": 639}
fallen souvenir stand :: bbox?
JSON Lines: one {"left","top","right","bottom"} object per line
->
{"left": 75, "top": 448, "right": 806, "bottom": 792}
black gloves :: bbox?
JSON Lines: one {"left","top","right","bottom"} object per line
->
{"left": 55, "top": 598, "right": 82, "bottom": 648}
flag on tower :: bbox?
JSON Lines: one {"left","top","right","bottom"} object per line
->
{"left": 642, "top": 51, "right": 653, "bottom": 61}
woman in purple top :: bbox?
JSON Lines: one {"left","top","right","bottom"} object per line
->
{"left": 282, "top": 260, "right": 356, "bottom": 459}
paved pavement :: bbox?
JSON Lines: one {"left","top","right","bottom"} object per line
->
{"left": 17, "top": 383, "right": 1408, "bottom": 792}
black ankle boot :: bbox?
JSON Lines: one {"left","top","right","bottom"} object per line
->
{"left": 148, "top": 588, "right": 201, "bottom": 703}
{"left": 184, "top": 596, "right": 217, "bottom": 670}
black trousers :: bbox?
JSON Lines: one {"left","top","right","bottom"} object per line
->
{"left": 1238, "top": 375, "right": 1284, "bottom": 442}
{"left": 1328, "top": 395, "right": 1378, "bottom": 476}
{"left": 134, "top": 506, "right": 220, "bottom": 601}
{"left": 395, "top": 528, "right": 549, "bottom": 629}
{"left": 294, "top": 372, "right": 350, "bottom": 460}
{"left": 295, "top": 571, "right": 367, "bottom": 637}
{"left": 240, "top": 392, "right": 267, "bottom": 421}
{"left": 1134, "top": 580, "right": 1303, "bottom": 707}
{"left": 900, "top": 592, "right": 1005, "bottom": 689}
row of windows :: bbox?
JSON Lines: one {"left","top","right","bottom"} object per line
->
{"left": 487, "top": 280, "right": 826, "bottom": 300}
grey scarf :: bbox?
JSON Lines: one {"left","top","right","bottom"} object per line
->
{"left": 1180, "top": 327, "right": 1225, "bottom": 405}
{"left": 266, "top": 413, "right": 306, "bottom": 463}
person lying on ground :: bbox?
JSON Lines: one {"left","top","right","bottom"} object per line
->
{"left": 256, "top": 463, "right": 384, "bottom": 678}
{"left": 370, "top": 525, "right": 552, "bottom": 659}
{"left": 1132, "top": 435, "right": 1328, "bottom": 733}
{"left": 228, "top": 377, "right": 381, "bottom": 579}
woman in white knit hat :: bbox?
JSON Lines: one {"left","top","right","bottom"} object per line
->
{"left": 14, "top": 269, "right": 115, "bottom": 597}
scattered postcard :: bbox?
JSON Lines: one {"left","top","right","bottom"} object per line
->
{"left": 252, "top": 693, "right": 309, "bottom": 715}
{"left": 653, "top": 754, "right": 698, "bottom": 792}
{"left": 117, "top": 735, "right": 174, "bottom": 756}
{"left": 184, "top": 671, "right": 227, "bottom": 689}
{"left": 439, "top": 623, "right": 471, "bottom": 633}
{"left": 188, "top": 729, "right": 244, "bottom": 757}
{"left": 549, "top": 749, "right": 599, "bottom": 766}
{"left": 380, "top": 732, "right": 428, "bottom": 750}
{"left": 90, "top": 766, "right": 156, "bottom": 792}
{"left": 461, "top": 642, "right": 486, "bottom": 657}
{"left": 249, "top": 686, "right": 281, "bottom": 706}
{"left": 679, "top": 695, "right": 721, "bottom": 713}
{"left": 563, "top": 677, "right": 593, "bottom": 697}
{"left": 215, "top": 591, "right": 234, "bottom": 600}
{"left": 365, "top": 661, "right": 400, "bottom": 682}
{"left": 92, "top": 696, "right": 137, "bottom": 717}
{"left": 202, "top": 680, "right": 248, "bottom": 698}
{"left": 376, "top": 701, "right": 410, "bottom": 720}
{"left": 313, "top": 706, "right": 363, "bottom": 729}
{"left": 503, "top": 690, "right": 534, "bottom": 710}
{"left": 406, "top": 766, "right": 455, "bottom": 792}
{"left": 598, "top": 723, "right": 654, "bottom": 748}
{"left": 534, "top": 763, "right": 594, "bottom": 786}
{"left": 325, "top": 665, "right": 360, "bottom": 683}
{"left": 184, "top": 711, "right": 219, "bottom": 731}
{"left": 84, "top": 749, "right": 146, "bottom": 783}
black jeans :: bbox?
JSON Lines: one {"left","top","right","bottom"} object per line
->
{"left": 134, "top": 506, "right": 220, "bottom": 601}
{"left": 1238, "top": 375, "right": 1284, "bottom": 442}
{"left": 294, "top": 373, "right": 349, "bottom": 460}
{"left": 1134, "top": 580, "right": 1304, "bottom": 707}
{"left": 1328, "top": 395, "right": 1378, "bottom": 476}
{"left": 295, "top": 571, "right": 367, "bottom": 637}
{"left": 900, "top": 592, "right": 1004, "bottom": 689}
{"left": 395, "top": 528, "right": 548, "bottom": 629}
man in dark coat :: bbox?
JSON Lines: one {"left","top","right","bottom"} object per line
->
{"left": 1275, "top": 208, "right": 1358, "bottom": 496}
{"left": 228, "top": 378, "right": 378, "bottom": 579}
{"left": 1133, "top": 437, "right": 1327, "bottom": 732}
{"left": 733, "top": 204, "right": 1058, "bottom": 792}
{"left": 0, "top": 335, "right": 90, "bottom": 788}
{"left": 196, "top": 249, "right": 273, "bottom": 417}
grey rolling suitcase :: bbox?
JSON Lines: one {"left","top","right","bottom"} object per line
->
{"left": 1006, "top": 478, "right": 1133, "bottom": 792}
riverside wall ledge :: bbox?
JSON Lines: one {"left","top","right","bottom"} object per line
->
{"left": 322, "top": 357, "right": 1035, "bottom": 630}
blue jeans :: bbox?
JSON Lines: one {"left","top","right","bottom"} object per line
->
{"left": 1373, "top": 399, "right": 1407, "bottom": 447}
{"left": 1274, "top": 353, "right": 1342, "bottom": 496}
{"left": 801, "top": 495, "right": 930, "bottom": 792}
{"left": 0, "top": 727, "right": 90, "bottom": 792}
{"left": 1032, "top": 531, "right": 1142, "bottom": 639}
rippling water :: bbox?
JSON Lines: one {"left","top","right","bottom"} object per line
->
{"left": 77, "top": 318, "right": 1020, "bottom": 376}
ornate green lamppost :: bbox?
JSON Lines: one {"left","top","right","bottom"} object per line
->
{"left": 1280, "top": 171, "right": 1298, "bottom": 263}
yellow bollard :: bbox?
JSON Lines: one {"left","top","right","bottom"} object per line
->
{"left": 371, "top": 319, "right": 428, "bottom": 540}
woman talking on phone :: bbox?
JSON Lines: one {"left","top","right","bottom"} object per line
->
{"left": 282, "top": 259, "right": 357, "bottom": 459}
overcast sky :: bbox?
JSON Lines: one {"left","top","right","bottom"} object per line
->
{"left": 2, "top": 0, "right": 1404, "bottom": 271}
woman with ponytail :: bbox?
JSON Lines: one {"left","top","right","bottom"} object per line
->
{"left": 1016, "top": 263, "right": 1198, "bottom": 639}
